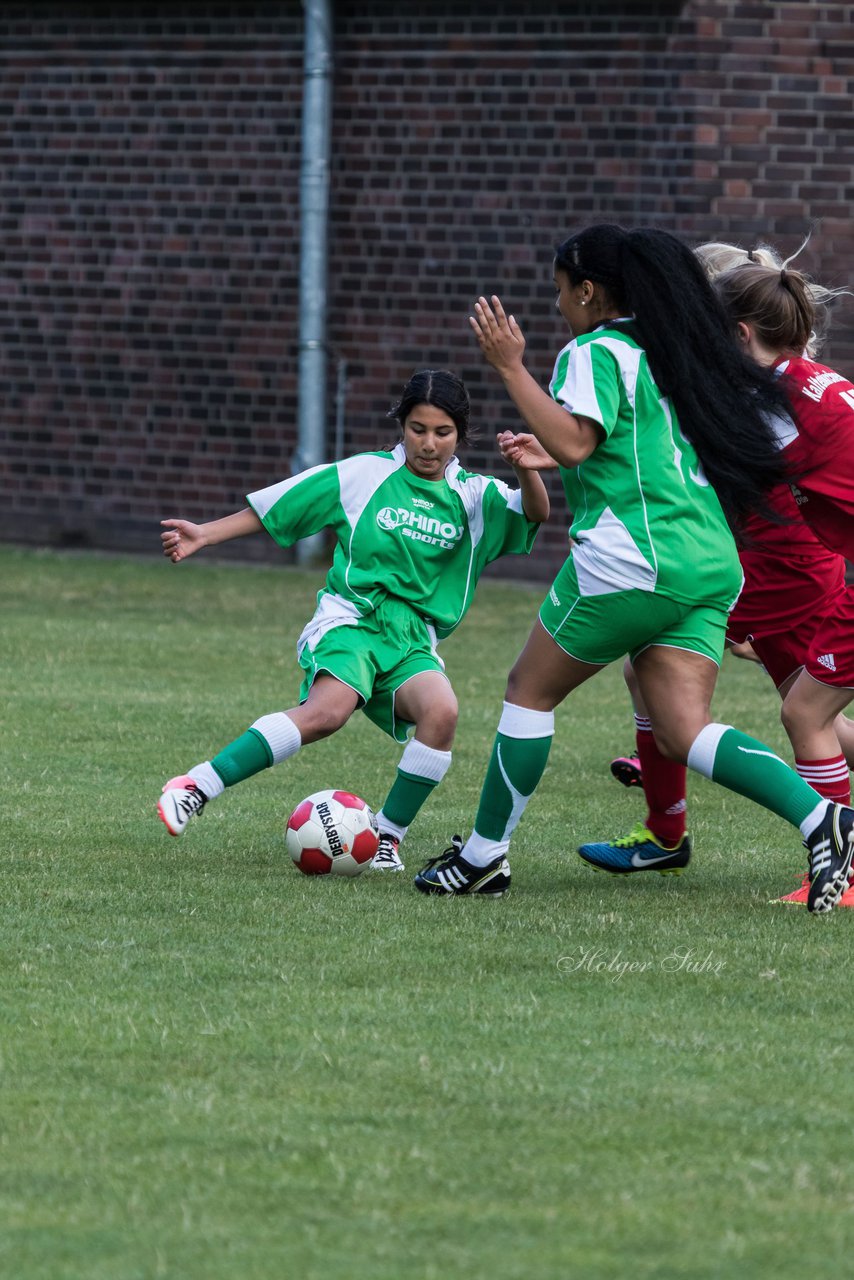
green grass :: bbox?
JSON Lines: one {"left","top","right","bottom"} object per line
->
{"left": 1, "top": 543, "right": 851, "bottom": 1279}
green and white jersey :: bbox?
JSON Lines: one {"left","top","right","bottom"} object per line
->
{"left": 247, "top": 442, "right": 539, "bottom": 644}
{"left": 550, "top": 321, "right": 742, "bottom": 608}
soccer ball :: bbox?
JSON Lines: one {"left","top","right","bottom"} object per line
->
{"left": 285, "top": 790, "right": 379, "bottom": 877}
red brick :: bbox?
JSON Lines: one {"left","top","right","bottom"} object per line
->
{"left": 1, "top": 0, "right": 853, "bottom": 572}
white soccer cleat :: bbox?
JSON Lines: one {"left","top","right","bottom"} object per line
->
{"left": 371, "top": 832, "right": 405, "bottom": 872}
{"left": 157, "top": 778, "right": 207, "bottom": 836}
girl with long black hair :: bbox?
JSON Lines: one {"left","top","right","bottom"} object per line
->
{"left": 607, "top": 239, "right": 854, "bottom": 908}
{"left": 414, "top": 225, "right": 854, "bottom": 914}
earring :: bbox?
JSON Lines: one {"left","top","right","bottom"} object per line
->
{"left": 580, "top": 300, "right": 587, "bottom": 306}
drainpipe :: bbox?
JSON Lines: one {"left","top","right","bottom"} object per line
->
{"left": 295, "top": 0, "right": 332, "bottom": 564}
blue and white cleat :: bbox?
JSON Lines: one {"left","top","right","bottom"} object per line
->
{"left": 578, "top": 823, "right": 691, "bottom": 876}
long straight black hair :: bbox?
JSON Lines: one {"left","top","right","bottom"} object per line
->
{"left": 554, "top": 224, "right": 792, "bottom": 526}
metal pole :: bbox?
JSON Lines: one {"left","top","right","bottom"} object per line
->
{"left": 295, "top": 0, "right": 332, "bottom": 564}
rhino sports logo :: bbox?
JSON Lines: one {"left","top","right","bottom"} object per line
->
{"left": 376, "top": 506, "right": 464, "bottom": 550}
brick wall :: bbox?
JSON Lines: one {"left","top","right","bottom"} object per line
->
{"left": 1, "top": 1, "right": 853, "bottom": 574}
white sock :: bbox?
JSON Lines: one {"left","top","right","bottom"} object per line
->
{"left": 461, "top": 830, "right": 510, "bottom": 866}
{"left": 374, "top": 813, "right": 408, "bottom": 842}
{"left": 398, "top": 738, "right": 453, "bottom": 782}
{"left": 497, "top": 700, "right": 555, "bottom": 738}
{"left": 800, "top": 799, "right": 832, "bottom": 842}
{"left": 460, "top": 703, "right": 554, "bottom": 866}
{"left": 251, "top": 712, "right": 302, "bottom": 764}
{"left": 375, "top": 740, "right": 453, "bottom": 842}
{"left": 686, "top": 722, "right": 732, "bottom": 777}
{"left": 188, "top": 762, "right": 225, "bottom": 799}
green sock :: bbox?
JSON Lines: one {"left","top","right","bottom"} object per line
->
{"left": 211, "top": 728, "right": 273, "bottom": 788}
{"left": 700, "top": 726, "right": 822, "bottom": 828}
{"left": 474, "top": 731, "right": 553, "bottom": 842}
{"left": 381, "top": 771, "right": 437, "bottom": 828}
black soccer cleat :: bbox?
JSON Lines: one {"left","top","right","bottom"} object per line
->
{"left": 413, "top": 835, "right": 511, "bottom": 897}
{"left": 806, "top": 803, "right": 854, "bottom": 914}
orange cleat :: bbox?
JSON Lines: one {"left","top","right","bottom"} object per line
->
{"left": 775, "top": 871, "right": 854, "bottom": 907}
{"left": 775, "top": 873, "right": 809, "bottom": 905}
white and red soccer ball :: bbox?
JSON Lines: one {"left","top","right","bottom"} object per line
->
{"left": 285, "top": 790, "right": 379, "bottom": 877}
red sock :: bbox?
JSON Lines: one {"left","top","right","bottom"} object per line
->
{"left": 794, "top": 756, "right": 850, "bottom": 804}
{"left": 636, "top": 720, "right": 687, "bottom": 847}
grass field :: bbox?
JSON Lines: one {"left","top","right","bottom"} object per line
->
{"left": 2, "top": 543, "right": 852, "bottom": 1279}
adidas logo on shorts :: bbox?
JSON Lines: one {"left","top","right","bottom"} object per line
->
{"left": 817, "top": 653, "right": 837, "bottom": 672}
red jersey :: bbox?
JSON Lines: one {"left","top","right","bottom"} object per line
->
{"left": 774, "top": 354, "right": 854, "bottom": 560}
{"left": 728, "top": 484, "right": 846, "bottom": 637}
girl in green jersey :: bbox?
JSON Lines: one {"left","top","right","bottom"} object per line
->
{"left": 156, "top": 369, "right": 549, "bottom": 872}
{"left": 414, "top": 225, "right": 854, "bottom": 914}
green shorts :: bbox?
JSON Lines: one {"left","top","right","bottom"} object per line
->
{"left": 538, "top": 556, "right": 730, "bottom": 667}
{"left": 298, "top": 596, "right": 446, "bottom": 743}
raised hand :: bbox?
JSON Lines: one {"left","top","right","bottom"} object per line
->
{"left": 469, "top": 295, "right": 526, "bottom": 374}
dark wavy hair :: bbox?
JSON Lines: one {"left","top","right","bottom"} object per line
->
{"left": 388, "top": 368, "right": 472, "bottom": 444}
{"left": 554, "top": 224, "right": 792, "bottom": 527}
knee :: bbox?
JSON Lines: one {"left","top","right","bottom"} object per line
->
{"left": 504, "top": 661, "right": 527, "bottom": 706}
{"left": 780, "top": 692, "right": 800, "bottom": 739}
{"left": 780, "top": 690, "right": 826, "bottom": 739}
{"left": 299, "top": 703, "right": 351, "bottom": 741}
{"left": 623, "top": 658, "right": 640, "bottom": 702}
{"left": 648, "top": 724, "right": 689, "bottom": 764}
{"left": 415, "top": 693, "right": 459, "bottom": 750}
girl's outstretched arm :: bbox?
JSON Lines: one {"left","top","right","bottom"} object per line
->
{"left": 160, "top": 508, "right": 263, "bottom": 562}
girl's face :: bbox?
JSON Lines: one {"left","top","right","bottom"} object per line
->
{"left": 553, "top": 265, "right": 599, "bottom": 337}
{"left": 401, "top": 403, "right": 459, "bottom": 480}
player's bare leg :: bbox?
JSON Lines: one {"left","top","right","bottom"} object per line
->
{"left": 373, "top": 671, "right": 458, "bottom": 871}
{"left": 781, "top": 670, "right": 854, "bottom": 767}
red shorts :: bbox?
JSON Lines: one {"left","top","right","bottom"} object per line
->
{"left": 747, "top": 629, "right": 812, "bottom": 691}
{"left": 804, "top": 585, "right": 854, "bottom": 689}
{"left": 728, "top": 576, "right": 850, "bottom": 690}
{"left": 728, "top": 546, "right": 846, "bottom": 638}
